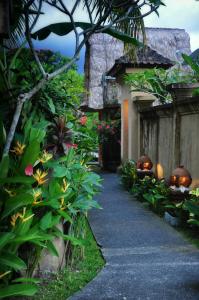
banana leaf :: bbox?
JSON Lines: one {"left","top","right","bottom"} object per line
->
{"left": 32, "top": 22, "right": 141, "bottom": 46}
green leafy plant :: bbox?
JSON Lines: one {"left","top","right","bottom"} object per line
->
{"left": 121, "top": 160, "right": 137, "bottom": 190}
{"left": 97, "top": 120, "right": 121, "bottom": 144}
{"left": 129, "top": 176, "right": 169, "bottom": 214}
{"left": 125, "top": 66, "right": 195, "bottom": 104}
{"left": 0, "top": 114, "right": 101, "bottom": 298}
{"left": 143, "top": 178, "right": 168, "bottom": 213}
{"left": 184, "top": 188, "right": 199, "bottom": 227}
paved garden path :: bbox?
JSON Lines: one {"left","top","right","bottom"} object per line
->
{"left": 71, "top": 173, "right": 199, "bottom": 300}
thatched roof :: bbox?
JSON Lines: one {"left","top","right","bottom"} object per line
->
{"left": 83, "top": 28, "right": 191, "bottom": 110}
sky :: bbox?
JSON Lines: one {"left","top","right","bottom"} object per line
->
{"left": 34, "top": 0, "right": 199, "bottom": 73}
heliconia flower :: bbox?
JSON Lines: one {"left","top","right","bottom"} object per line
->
{"left": 65, "top": 143, "right": 78, "bottom": 149}
{"left": 10, "top": 208, "right": 34, "bottom": 227}
{"left": 61, "top": 178, "right": 70, "bottom": 193}
{"left": 32, "top": 189, "right": 42, "bottom": 205}
{"left": 60, "top": 198, "right": 65, "bottom": 210}
{"left": 40, "top": 150, "right": 53, "bottom": 164}
{"left": 10, "top": 141, "right": 26, "bottom": 156}
{"left": 25, "top": 164, "right": 33, "bottom": 176}
{"left": 10, "top": 213, "right": 21, "bottom": 227}
{"left": 33, "top": 169, "right": 48, "bottom": 185}
{"left": 79, "top": 116, "right": 87, "bottom": 125}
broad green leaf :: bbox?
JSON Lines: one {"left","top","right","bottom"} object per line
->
{"left": 182, "top": 53, "right": 199, "bottom": 76}
{"left": 11, "top": 232, "right": 52, "bottom": 244}
{"left": 49, "top": 179, "right": 61, "bottom": 197}
{"left": 0, "top": 116, "right": 6, "bottom": 145}
{"left": 0, "top": 252, "right": 26, "bottom": 270}
{"left": 0, "top": 232, "right": 15, "bottom": 250}
{"left": 0, "top": 154, "right": 9, "bottom": 179}
{"left": 14, "top": 210, "right": 34, "bottom": 236}
{"left": 40, "top": 212, "right": 52, "bottom": 230}
{"left": 53, "top": 165, "right": 68, "bottom": 177}
{"left": 1, "top": 193, "right": 34, "bottom": 219}
{"left": 51, "top": 215, "right": 61, "bottom": 227}
{"left": 0, "top": 283, "right": 37, "bottom": 298}
{"left": 188, "top": 218, "right": 199, "bottom": 226}
{"left": 72, "top": 198, "right": 101, "bottom": 211}
{"left": 47, "top": 98, "right": 56, "bottom": 114}
{"left": 185, "top": 202, "right": 199, "bottom": 216}
{"left": 20, "top": 140, "right": 40, "bottom": 173}
{"left": 32, "top": 22, "right": 141, "bottom": 46}
{"left": 46, "top": 240, "right": 59, "bottom": 257}
{"left": 63, "top": 235, "right": 88, "bottom": 246}
{"left": 58, "top": 210, "right": 72, "bottom": 223}
{"left": 12, "top": 278, "right": 40, "bottom": 284}
{"left": 0, "top": 176, "right": 35, "bottom": 184}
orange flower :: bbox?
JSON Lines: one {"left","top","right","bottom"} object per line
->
{"left": 33, "top": 169, "right": 48, "bottom": 185}
{"left": 79, "top": 116, "right": 87, "bottom": 125}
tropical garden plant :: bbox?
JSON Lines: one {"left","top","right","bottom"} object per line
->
{"left": 125, "top": 65, "right": 195, "bottom": 104}
{"left": 1, "top": 0, "right": 165, "bottom": 155}
{"left": 0, "top": 114, "right": 101, "bottom": 298}
{"left": 120, "top": 160, "right": 137, "bottom": 190}
{"left": 0, "top": 0, "right": 165, "bottom": 297}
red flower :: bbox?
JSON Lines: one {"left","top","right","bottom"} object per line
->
{"left": 79, "top": 116, "right": 87, "bottom": 125}
{"left": 25, "top": 164, "right": 33, "bottom": 176}
{"left": 65, "top": 143, "right": 78, "bottom": 149}
{"left": 98, "top": 125, "right": 102, "bottom": 130}
{"left": 106, "top": 125, "right": 110, "bottom": 129}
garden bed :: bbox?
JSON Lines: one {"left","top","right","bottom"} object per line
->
{"left": 120, "top": 160, "right": 199, "bottom": 245}
{"left": 23, "top": 217, "right": 105, "bottom": 300}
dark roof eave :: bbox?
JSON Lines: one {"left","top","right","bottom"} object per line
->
{"left": 107, "top": 62, "right": 173, "bottom": 77}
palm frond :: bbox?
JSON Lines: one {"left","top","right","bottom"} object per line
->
{"left": 4, "top": 0, "right": 40, "bottom": 48}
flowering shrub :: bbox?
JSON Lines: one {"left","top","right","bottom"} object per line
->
{"left": 97, "top": 120, "right": 120, "bottom": 143}
{"left": 0, "top": 117, "right": 101, "bottom": 298}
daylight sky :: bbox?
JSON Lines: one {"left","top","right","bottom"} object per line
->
{"left": 34, "top": 0, "right": 199, "bottom": 72}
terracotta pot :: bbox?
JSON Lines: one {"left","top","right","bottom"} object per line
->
{"left": 167, "top": 83, "right": 199, "bottom": 101}
{"left": 137, "top": 155, "right": 153, "bottom": 171}
{"left": 170, "top": 165, "right": 192, "bottom": 187}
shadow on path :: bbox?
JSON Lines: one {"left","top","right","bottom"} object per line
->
{"left": 70, "top": 173, "right": 199, "bottom": 300}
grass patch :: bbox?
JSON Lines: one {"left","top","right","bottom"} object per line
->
{"left": 31, "top": 218, "right": 105, "bottom": 300}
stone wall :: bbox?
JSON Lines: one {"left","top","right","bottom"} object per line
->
{"left": 139, "top": 97, "right": 199, "bottom": 187}
{"left": 84, "top": 28, "right": 191, "bottom": 109}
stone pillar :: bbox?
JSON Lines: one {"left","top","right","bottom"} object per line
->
{"left": 121, "top": 99, "right": 129, "bottom": 162}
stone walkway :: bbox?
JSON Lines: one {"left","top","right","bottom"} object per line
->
{"left": 70, "top": 173, "right": 199, "bottom": 300}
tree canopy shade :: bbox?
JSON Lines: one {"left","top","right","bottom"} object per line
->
{"left": 1, "top": 0, "right": 165, "bottom": 154}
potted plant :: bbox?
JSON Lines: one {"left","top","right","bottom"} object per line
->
{"left": 167, "top": 54, "right": 199, "bottom": 101}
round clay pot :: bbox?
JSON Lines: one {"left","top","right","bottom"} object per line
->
{"left": 170, "top": 165, "right": 192, "bottom": 187}
{"left": 137, "top": 155, "right": 153, "bottom": 171}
